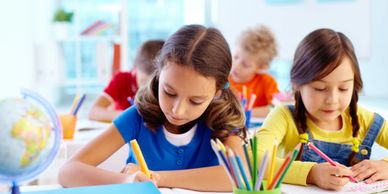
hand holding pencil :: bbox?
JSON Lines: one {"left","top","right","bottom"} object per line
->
{"left": 122, "top": 139, "right": 159, "bottom": 184}
{"left": 307, "top": 142, "right": 357, "bottom": 190}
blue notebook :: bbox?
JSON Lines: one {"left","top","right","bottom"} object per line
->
{"left": 2, "top": 182, "right": 160, "bottom": 194}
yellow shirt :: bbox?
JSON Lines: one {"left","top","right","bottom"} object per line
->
{"left": 257, "top": 105, "right": 388, "bottom": 186}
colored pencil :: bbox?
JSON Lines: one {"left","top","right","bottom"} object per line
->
{"left": 236, "top": 155, "right": 252, "bottom": 190}
{"left": 210, "top": 140, "right": 236, "bottom": 186}
{"left": 228, "top": 149, "right": 244, "bottom": 189}
{"left": 275, "top": 148, "right": 299, "bottom": 188}
{"left": 267, "top": 155, "right": 291, "bottom": 190}
{"left": 268, "top": 139, "right": 278, "bottom": 186}
{"left": 130, "top": 139, "right": 151, "bottom": 178}
{"left": 307, "top": 142, "right": 358, "bottom": 183}
{"left": 255, "top": 151, "right": 268, "bottom": 191}
{"left": 72, "top": 94, "right": 86, "bottom": 116}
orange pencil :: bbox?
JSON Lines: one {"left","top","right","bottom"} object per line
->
{"left": 130, "top": 139, "right": 151, "bottom": 178}
{"left": 242, "top": 85, "right": 247, "bottom": 99}
{"left": 267, "top": 155, "right": 291, "bottom": 190}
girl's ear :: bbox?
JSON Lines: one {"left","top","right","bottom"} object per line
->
{"left": 214, "top": 90, "right": 222, "bottom": 99}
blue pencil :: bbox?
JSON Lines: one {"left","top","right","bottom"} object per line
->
{"left": 228, "top": 149, "right": 244, "bottom": 189}
{"left": 210, "top": 140, "right": 236, "bottom": 186}
{"left": 72, "top": 94, "right": 86, "bottom": 116}
{"left": 236, "top": 155, "right": 252, "bottom": 191}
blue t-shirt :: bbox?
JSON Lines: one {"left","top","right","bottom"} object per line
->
{"left": 113, "top": 106, "right": 219, "bottom": 171}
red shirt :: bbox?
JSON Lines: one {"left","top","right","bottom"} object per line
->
{"left": 103, "top": 71, "right": 138, "bottom": 110}
{"left": 229, "top": 73, "right": 279, "bottom": 107}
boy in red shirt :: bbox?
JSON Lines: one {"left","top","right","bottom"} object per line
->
{"left": 88, "top": 40, "right": 164, "bottom": 122}
{"left": 229, "top": 26, "right": 279, "bottom": 117}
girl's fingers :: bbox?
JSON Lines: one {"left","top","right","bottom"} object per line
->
{"left": 354, "top": 168, "right": 375, "bottom": 181}
{"left": 135, "top": 171, "right": 150, "bottom": 182}
{"left": 329, "top": 176, "right": 349, "bottom": 186}
{"left": 365, "top": 172, "right": 380, "bottom": 184}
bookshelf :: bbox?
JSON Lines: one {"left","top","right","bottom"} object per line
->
{"left": 51, "top": 0, "right": 128, "bottom": 114}
{"left": 33, "top": 0, "right": 191, "bottom": 117}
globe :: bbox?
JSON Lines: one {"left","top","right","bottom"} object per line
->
{"left": 0, "top": 89, "right": 62, "bottom": 194}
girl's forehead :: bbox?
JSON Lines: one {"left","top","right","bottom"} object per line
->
{"left": 160, "top": 62, "right": 217, "bottom": 94}
{"left": 315, "top": 58, "right": 355, "bottom": 84}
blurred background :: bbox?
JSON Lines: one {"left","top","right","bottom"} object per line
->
{"left": 0, "top": 0, "right": 387, "bottom": 118}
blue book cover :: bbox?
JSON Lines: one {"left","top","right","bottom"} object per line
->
{"left": 1, "top": 182, "right": 160, "bottom": 194}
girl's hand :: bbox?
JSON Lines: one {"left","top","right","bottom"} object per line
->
{"left": 307, "top": 162, "right": 353, "bottom": 190}
{"left": 120, "top": 163, "right": 160, "bottom": 185}
{"left": 352, "top": 160, "right": 388, "bottom": 183}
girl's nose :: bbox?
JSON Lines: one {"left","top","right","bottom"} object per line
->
{"left": 325, "top": 89, "right": 339, "bottom": 104}
{"left": 171, "top": 99, "right": 186, "bottom": 117}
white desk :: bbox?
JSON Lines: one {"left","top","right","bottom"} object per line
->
{"left": 37, "top": 120, "right": 129, "bottom": 185}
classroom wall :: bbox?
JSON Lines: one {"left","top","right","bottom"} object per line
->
{"left": 359, "top": 0, "right": 388, "bottom": 98}
{"left": 213, "top": 0, "right": 388, "bottom": 98}
{"left": 0, "top": 1, "right": 35, "bottom": 98}
{"left": 0, "top": 1, "right": 387, "bottom": 100}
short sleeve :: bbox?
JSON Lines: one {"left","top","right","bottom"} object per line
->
{"left": 264, "top": 75, "right": 279, "bottom": 104}
{"left": 103, "top": 72, "right": 122, "bottom": 100}
{"left": 113, "top": 105, "right": 142, "bottom": 143}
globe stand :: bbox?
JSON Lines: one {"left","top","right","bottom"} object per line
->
{"left": 11, "top": 181, "right": 20, "bottom": 194}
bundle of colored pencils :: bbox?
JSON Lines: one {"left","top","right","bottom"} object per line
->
{"left": 239, "top": 85, "right": 257, "bottom": 112}
{"left": 70, "top": 94, "right": 86, "bottom": 116}
{"left": 211, "top": 135, "right": 299, "bottom": 191}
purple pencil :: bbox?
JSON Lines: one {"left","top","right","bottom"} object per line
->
{"left": 255, "top": 151, "right": 268, "bottom": 191}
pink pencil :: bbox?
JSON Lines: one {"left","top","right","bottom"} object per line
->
{"left": 307, "top": 142, "right": 358, "bottom": 183}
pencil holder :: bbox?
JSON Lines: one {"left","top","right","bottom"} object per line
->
{"left": 233, "top": 181, "right": 281, "bottom": 194}
{"left": 59, "top": 114, "right": 77, "bottom": 139}
{"left": 245, "top": 110, "right": 252, "bottom": 128}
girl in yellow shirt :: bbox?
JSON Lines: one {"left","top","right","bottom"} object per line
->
{"left": 257, "top": 28, "right": 388, "bottom": 190}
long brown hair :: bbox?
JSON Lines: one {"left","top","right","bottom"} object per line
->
{"left": 135, "top": 24, "right": 247, "bottom": 140}
{"left": 290, "top": 28, "right": 363, "bottom": 164}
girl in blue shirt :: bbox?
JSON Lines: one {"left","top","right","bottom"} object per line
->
{"left": 59, "top": 24, "right": 247, "bottom": 191}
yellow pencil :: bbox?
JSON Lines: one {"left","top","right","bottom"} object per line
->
{"left": 69, "top": 94, "right": 80, "bottom": 114}
{"left": 268, "top": 138, "right": 278, "bottom": 186}
{"left": 130, "top": 139, "right": 151, "bottom": 178}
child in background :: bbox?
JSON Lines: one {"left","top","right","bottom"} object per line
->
{"left": 88, "top": 40, "right": 164, "bottom": 122}
{"left": 59, "top": 25, "right": 247, "bottom": 191}
{"left": 256, "top": 28, "right": 388, "bottom": 190}
{"left": 229, "top": 25, "right": 279, "bottom": 117}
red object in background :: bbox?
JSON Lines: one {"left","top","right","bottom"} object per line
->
{"left": 112, "top": 43, "right": 121, "bottom": 76}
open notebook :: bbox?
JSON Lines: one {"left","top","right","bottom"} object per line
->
{"left": 280, "top": 180, "right": 388, "bottom": 194}
{"left": 344, "top": 180, "right": 388, "bottom": 193}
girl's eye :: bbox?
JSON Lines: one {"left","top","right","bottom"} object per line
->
{"left": 164, "top": 90, "right": 176, "bottom": 97}
{"left": 190, "top": 100, "right": 203, "bottom": 106}
{"left": 314, "top": 88, "right": 326, "bottom": 92}
{"left": 339, "top": 88, "right": 349, "bottom": 92}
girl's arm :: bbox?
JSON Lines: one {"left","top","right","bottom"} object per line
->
{"left": 58, "top": 125, "right": 135, "bottom": 187}
{"left": 352, "top": 119, "right": 388, "bottom": 183}
{"left": 88, "top": 95, "right": 122, "bottom": 122}
{"left": 157, "top": 135, "right": 245, "bottom": 191}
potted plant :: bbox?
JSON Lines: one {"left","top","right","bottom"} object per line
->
{"left": 52, "top": 8, "right": 74, "bottom": 40}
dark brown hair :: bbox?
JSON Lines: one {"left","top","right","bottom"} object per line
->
{"left": 135, "top": 24, "right": 247, "bottom": 140}
{"left": 134, "top": 40, "right": 165, "bottom": 74}
{"left": 290, "top": 28, "right": 363, "bottom": 165}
